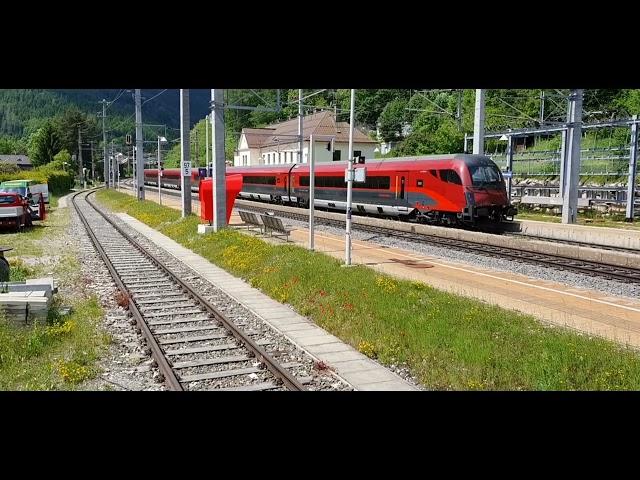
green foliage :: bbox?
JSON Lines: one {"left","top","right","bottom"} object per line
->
{"left": 52, "top": 149, "right": 71, "bottom": 167}
{"left": 395, "top": 118, "right": 463, "bottom": 155}
{"left": 28, "top": 121, "right": 62, "bottom": 167}
{"left": 0, "top": 165, "right": 74, "bottom": 194}
{"left": 0, "top": 136, "right": 27, "bottom": 154}
{"left": 378, "top": 99, "right": 409, "bottom": 142}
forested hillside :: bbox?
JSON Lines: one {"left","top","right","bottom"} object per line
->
{"left": 2, "top": 89, "right": 640, "bottom": 181}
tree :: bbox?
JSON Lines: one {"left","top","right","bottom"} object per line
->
{"left": 0, "top": 137, "right": 27, "bottom": 154}
{"left": 378, "top": 99, "right": 409, "bottom": 142}
{"left": 28, "top": 121, "right": 62, "bottom": 167}
{"left": 51, "top": 149, "right": 72, "bottom": 170}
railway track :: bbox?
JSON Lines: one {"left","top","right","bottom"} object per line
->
{"left": 237, "top": 202, "right": 640, "bottom": 285}
{"left": 72, "top": 189, "right": 306, "bottom": 391}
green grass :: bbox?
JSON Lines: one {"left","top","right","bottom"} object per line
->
{"left": 96, "top": 189, "right": 640, "bottom": 390}
{"left": 0, "top": 190, "right": 109, "bottom": 390}
{"left": 0, "top": 195, "right": 70, "bottom": 257}
{"left": 0, "top": 296, "right": 107, "bottom": 390}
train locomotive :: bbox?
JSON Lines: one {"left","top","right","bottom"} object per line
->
{"left": 144, "top": 154, "right": 517, "bottom": 225}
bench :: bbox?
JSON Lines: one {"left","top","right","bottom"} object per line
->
{"left": 237, "top": 210, "right": 264, "bottom": 234}
{"left": 260, "top": 214, "right": 293, "bottom": 242}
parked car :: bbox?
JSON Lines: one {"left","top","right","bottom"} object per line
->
{"left": 0, "top": 180, "right": 49, "bottom": 220}
{"left": 0, "top": 192, "right": 33, "bottom": 231}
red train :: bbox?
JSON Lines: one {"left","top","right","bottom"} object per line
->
{"left": 145, "top": 154, "right": 517, "bottom": 225}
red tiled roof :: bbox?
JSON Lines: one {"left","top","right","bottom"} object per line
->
{"left": 238, "top": 111, "right": 377, "bottom": 150}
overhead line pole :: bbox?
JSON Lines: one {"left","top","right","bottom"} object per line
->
{"left": 101, "top": 99, "right": 108, "bottom": 188}
{"left": 180, "top": 89, "right": 192, "bottom": 217}
{"left": 473, "top": 89, "right": 485, "bottom": 155}
{"left": 135, "top": 89, "right": 145, "bottom": 200}
{"left": 345, "top": 89, "right": 356, "bottom": 266}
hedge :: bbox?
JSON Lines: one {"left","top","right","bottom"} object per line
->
{"left": 0, "top": 166, "right": 74, "bottom": 194}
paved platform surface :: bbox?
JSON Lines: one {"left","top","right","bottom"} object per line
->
{"left": 115, "top": 212, "right": 417, "bottom": 391}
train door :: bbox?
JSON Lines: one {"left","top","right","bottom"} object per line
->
{"left": 395, "top": 171, "right": 409, "bottom": 205}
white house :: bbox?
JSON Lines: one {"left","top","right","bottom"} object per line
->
{"left": 233, "top": 111, "right": 378, "bottom": 167}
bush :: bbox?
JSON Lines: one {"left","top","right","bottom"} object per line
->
{"left": 0, "top": 165, "right": 74, "bottom": 194}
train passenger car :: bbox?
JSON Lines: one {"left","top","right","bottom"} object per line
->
{"left": 144, "top": 154, "right": 517, "bottom": 225}
{"left": 228, "top": 155, "right": 517, "bottom": 225}
{"left": 144, "top": 168, "right": 201, "bottom": 191}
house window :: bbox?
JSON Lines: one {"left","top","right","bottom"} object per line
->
{"left": 333, "top": 150, "right": 341, "bottom": 161}
{"left": 353, "top": 150, "right": 362, "bottom": 159}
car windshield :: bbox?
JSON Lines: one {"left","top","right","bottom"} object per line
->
{"left": 469, "top": 165, "right": 503, "bottom": 187}
{"left": 2, "top": 187, "right": 26, "bottom": 196}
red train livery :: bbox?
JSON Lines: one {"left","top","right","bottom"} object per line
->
{"left": 145, "top": 154, "right": 517, "bottom": 225}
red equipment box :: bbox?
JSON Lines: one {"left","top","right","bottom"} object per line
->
{"left": 198, "top": 174, "right": 243, "bottom": 224}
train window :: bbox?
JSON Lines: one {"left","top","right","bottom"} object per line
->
{"left": 299, "top": 176, "right": 390, "bottom": 189}
{"left": 440, "top": 169, "right": 462, "bottom": 185}
{"left": 243, "top": 176, "right": 276, "bottom": 185}
{"left": 469, "top": 165, "right": 502, "bottom": 186}
{"left": 400, "top": 176, "right": 405, "bottom": 199}
{"left": 416, "top": 179, "right": 424, "bottom": 187}
{"left": 429, "top": 169, "right": 438, "bottom": 178}
{"left": 299, "top": 176, "right": 344, "bottom": 188}
{"left": 356, "top": 176, "right": 391, "bottom": 190}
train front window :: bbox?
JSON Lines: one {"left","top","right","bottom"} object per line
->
{"left": 469, "top": 165, "right": 502, "bottom": 187}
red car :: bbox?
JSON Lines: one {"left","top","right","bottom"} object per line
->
{"left": 0, "top": 192, "right": 33, "bottom": 231}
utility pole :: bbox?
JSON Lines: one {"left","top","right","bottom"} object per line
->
{"left": 157, "top": 136, "right": 163, "bottom": 205}
{"left": 101, "top": 99, "right": 108, "bottom": 188}
{"left": 77, "top": 127, "right": 83, "bottom": 188}
{"left": 345, "top": 89, "right": 356, "bottom": 266}
{"left": 456, "top": 90, "right": 462, "bottom": 130}
{"left": 205, "top": 114, "right": 209, "bottom": 169}
{"left": 561, "top": 89, "right": 584, "bottom": 224}
{"left": 194, "top": 129, "right": 199, "bottom": 166}
{"left": 91, "top": 142, "right": 95, "bottom": 182}
{"left": 626, "top": 115, "right": 638, "bottom": 221}
{"left": 506, "top": 135, "right": 514, "bottom": 200}
{"left": 135, "top": 89, "right": 145, "bottom": 200}
{"left": 212, "top": 89, "right": 226, "bottom": 230}
{"left": 110, "top": 140, "right": 115, "bottom": 188}
{"left": 473, "top": 89, "right": 485, "bottom": 155}
{"left": 298, "top": 89, "right": 304, "bottom": 163}
{"left": 308, "top": 134, "right": 315, "bottom": 251}
{"left": 180, "top": 89, "right": 191, "bottom": 217}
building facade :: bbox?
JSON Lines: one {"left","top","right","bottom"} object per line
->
{"left": 0, "top": 154, "right": 33, "bottom": 170}
{"left": 234, "top": 111, "right": 378, "bottom": 167}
